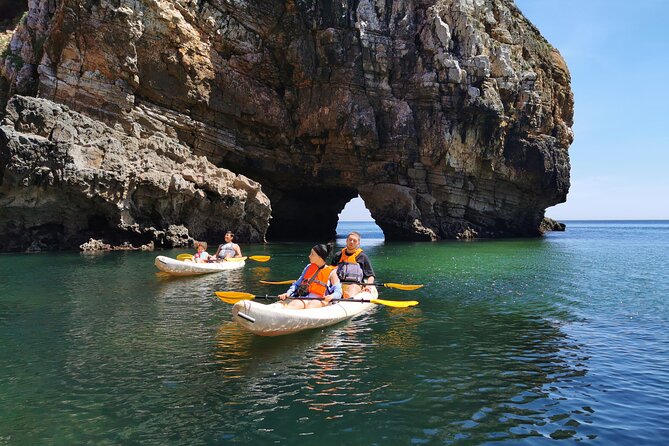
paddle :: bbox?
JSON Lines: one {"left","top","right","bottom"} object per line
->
{"left": 214, "top": 291, "right": 419, "bottom": 308}
{"left": 237, "top": 255, "right": 271, "bottom": 262}
{"left": 218, "top": 255, "right": 271, "bottom": 262}
{"left": 259, "top": 279, "right": 422, "bottom": 291}
{"left": 176, "top": 254, "right": 271, "bottom": 262}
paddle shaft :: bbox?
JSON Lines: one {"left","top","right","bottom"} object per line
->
{"left": 239, "top": 294, "right": 392, "bottom": 305}
{"left": 342, "top": 280, "right": 400, "bottom": 286}
{"left": 223, "top": 294, "right": 342, "bottom": 302}
{"left": 209, "top": 255, "right": 270, "bottom": 263}
{"left": 341, "top": 281, "right": 423, "bottom": 290}
{"left": 260, "top": 280, "right": 422, "bottom": 290}
{"left": 261, "top": 280, "right": 392, "bottom": 286}
{"left": 215, "top": 292, "right": 418, "bottom": 307}
{"left": 286, "top": 296, "right": 379, "bottom": 304}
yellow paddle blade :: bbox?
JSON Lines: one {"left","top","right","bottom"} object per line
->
{"left": 382, "top": 283, "right": 423, "bottom": 291}
{"left": 371, "top": 299, "right": 419, "bottom": 308}
{"left": 222, "top": 255, "right": 270, "bottom": 263}
{"left": 260, "top": 280, "right": 295, "bottom": 285}
{"left": 176, "top": 253, "right": 193, "bottom": 261}
{"left": 215, "top": 291, "right": 256, "bottom": 299}
{"left": 219, "top": 297, "right": 245, "bottom": 304}
{"left": 248, "top": 255, "right": 271, "bottom": 262}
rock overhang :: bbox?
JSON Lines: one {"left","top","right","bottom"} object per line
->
{"left": 0, "top": 0, "right": 573, "bottom": 249}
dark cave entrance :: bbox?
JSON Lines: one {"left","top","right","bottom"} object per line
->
{"left": 266, "top": 187, "right": 384, "bottom": 243}
{"left": 0, "top": 1, "right": 28, "bottom": 24}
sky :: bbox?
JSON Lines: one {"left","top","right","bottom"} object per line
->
{"left": 340, "top": 0, "right": 669, "bottom": 221}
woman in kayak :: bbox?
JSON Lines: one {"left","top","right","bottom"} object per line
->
{"left": 278, "top": 243, "right": 342, "bottom": 309}
{"left": 212, "top": 231, "right": 243, "bottom": 261}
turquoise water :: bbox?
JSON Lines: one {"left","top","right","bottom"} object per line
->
{"left": 1, "top": 221, "right": 668, "bottom": 444}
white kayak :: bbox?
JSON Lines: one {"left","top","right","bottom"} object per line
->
{"left": 231, "top": 288, "right": 378, "bottom": 336}
{"left": 154, "top": 255, "right": 245, "bottom": 276}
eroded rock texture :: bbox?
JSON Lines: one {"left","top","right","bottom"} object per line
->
{"left": 0, "top": 95, "right": 270, "bottom": 251}
{"left": 1, "top": 0, "right": 572, "bottom": 246}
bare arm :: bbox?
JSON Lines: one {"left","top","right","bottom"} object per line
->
{"left": 324, "top": 270, "right": 342, "bottom": 303}
{"left": 279, "top": 266, "right": 308, "bottom": 300}
{"left": 360, "top": 254, "right": 376, "bottom": 286}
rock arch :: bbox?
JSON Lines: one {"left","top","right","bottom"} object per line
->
{"left": 0, "top": 0, "right": 572, "bottom": 249}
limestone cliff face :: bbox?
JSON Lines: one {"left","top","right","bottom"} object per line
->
{"left": 0, "top": 95, "right": 270, "bottom": 251}
{"left": 1, "top": 0, "right": 572, "bottom": 247}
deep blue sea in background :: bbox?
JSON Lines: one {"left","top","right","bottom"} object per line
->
{"left": 1, "top": 220, "right": 668, "bottom": 444}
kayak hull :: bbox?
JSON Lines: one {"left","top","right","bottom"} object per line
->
{"left": 154, "top": 255, "right": 245, "bottom": 276}
{"left": 231, "top": 288, "right": 378, "bottom": 336}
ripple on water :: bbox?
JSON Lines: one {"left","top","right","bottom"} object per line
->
{"left": 2, "top": 227, "right": 669, "bottom": 444}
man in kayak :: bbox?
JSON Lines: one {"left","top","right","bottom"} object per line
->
{"left": 278, "top": 243, "right": 342, "bottom": 309}
{"left": 212, "top": 231, "right": 243, "bottom": 261}
{"left": 331, "top": 231, "right": 376, "bottom": 298}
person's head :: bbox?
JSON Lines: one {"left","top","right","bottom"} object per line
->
{"left": 224, "top": 231, "right": 234, "bottom": 242}
{"left": 196, "top": 241, "right": 207, "bottom": 251}
{"left": 309, "top": 243, "right": 333, "bottom": 265}
{"left": 345, "top": 231, "right": 361, "bottom": 251}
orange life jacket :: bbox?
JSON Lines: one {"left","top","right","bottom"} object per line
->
{"left": 298, "top": 263, "right": 336, "bottom": 297}
{"left": 340, "top": 248, "right": 363, "bottom": 263}
{"left": 337, "top": 248, "right": 364, "bottom": 282}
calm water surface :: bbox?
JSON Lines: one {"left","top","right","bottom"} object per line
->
{"left": 1, "top": 221, "right": 668, "bottom": 444}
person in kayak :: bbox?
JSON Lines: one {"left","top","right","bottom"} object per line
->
{"left": 331, "top": 231, "right": 376, "bottom": 298}
{"left": 192, "top": 241, "right": 211, "bottom": 263}
{"left": 183, "top": 241, "right": 210, "bottom": 263}
{"left": 212, "top": 231, "right": 242, "bottom": 261}
{"left": 278, "top": 243, "right": 343, "bottom": 309}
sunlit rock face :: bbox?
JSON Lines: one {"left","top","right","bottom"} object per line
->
{"left": 0, "top": 95, "right": 270, "bottom": 251}
{"left": 1, "top": 0, "right": 572, "bottom": 244}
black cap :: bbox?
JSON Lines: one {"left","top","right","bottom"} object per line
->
{"left": 313, "top": 244, "right": 329, "bottom": 260}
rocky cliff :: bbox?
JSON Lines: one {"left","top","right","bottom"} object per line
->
{"left": 0, "top": 95, "right": 270, "bottom": 251}
{"left": 0, "top": 0, "right": 572, "bottom": 250}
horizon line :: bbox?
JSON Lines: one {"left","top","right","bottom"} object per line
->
{"left": 337, "top": 218, "right": 669, "bottom": 223}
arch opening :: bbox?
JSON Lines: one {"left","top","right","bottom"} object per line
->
{"left": 336, "top": 195, "right": 384, "bottom": 245}
{"left": 265, "top": 186, "right": 358, "bottom": 242}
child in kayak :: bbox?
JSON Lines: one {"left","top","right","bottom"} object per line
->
{"left": 192, "top": 241, "right": 211, "bottom": 263}
{"left": 278, "top": 243, "right": 342, "bottom": 309}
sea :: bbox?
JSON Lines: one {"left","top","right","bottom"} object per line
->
{"left": 1, "top": 220, "right": 668, "bottom": 445}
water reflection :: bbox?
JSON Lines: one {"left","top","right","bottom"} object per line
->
{"left": 154, "top": 268, "right": 245, "bottom": 299}
{"left": 373, "top": 309, "right": 426, "bottom": 355}
{"left": 209, "top": 291, "right": 594, "bottom": 443}
{"left": 213, "top": 310, "right": 391, "bottom": 430}
{"left": 214, "top": 313, "right": 376, "bottom": 382}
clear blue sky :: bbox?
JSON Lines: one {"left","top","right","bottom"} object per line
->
{"left": 340, "top": 0, "right": 669, "bottom": 221}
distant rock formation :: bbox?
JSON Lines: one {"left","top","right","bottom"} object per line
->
{"left": 79, "top": 238, "right": 155, "bottom": 252}
{"left": 540, "top": 217, "right": 566, "bottom": 232}
{"left": 0, "top": 0, "right": 572, "bottom": 249}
